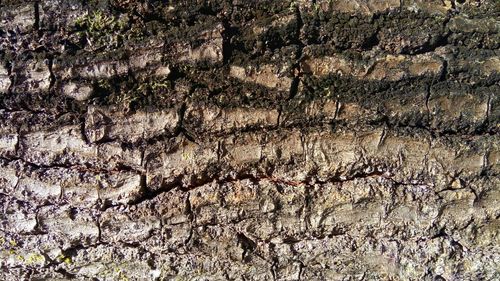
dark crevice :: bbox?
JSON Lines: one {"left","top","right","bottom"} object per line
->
{"left": 425, "top": 82, "right": 432, "bottom": 124}
{"left": 128, "top": 176, "right": 181, "bottom": 207}
{"left": 121, "top": 165, "right": 431, "bottom": 207}
{"left": 270, "top": 257, "right": 278, "bottom": 281}
{"left": 361, "top": 29, "right": 380, "bottom": 50}
{"left": 288, "top": 3, "right": 305, "bottom": 100}
{"left": 402, "top": 33, "right": 450, "bottom": 56}
{"left": 80, "top": 115, "right": 91, "bottom": 145}
{"left": 217, "top": 140, "right": 223, "bottom": 162}
{"left": 276, "top": 106, "right": 282, "bottom": 127}
{"left": 439, "top": 59, "right": 448, "bottom": 82}
{"left": 179, "top": 127, "right": 197, "bottom": 143}
{"left": 237, "top": 232, "right": 257, "bottom": 262}
{"left": 221, "top": 19, "right": 236, "bottom": 65}
{"left": 297, "top": 260, "right": 305, "bottom": 281}
{"left": 289, "top": 77, "right": 300, "bottom": 100}
{"left": 33, "top": 1, "right": 40, "bottom": 31}
{"left": 184, "top": 192, "right": 194, "bottom": 245}
{"left": 54, "top": 268, "right": 76, "bottom": 279}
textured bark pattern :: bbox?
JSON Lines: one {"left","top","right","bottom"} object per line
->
{"left": 0, "top": 0, "right": 499, "bottom": 280}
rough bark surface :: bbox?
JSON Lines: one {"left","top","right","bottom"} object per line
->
{"left": 0, "top": 0, "right": 499, "bottom": 280}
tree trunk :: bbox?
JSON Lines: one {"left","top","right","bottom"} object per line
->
{"left": 0, "top": 0, "right": 499, "bottom": 280}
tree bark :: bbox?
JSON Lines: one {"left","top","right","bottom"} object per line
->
{"left": 0, "top": 0, "right": 499, "bottom": 280}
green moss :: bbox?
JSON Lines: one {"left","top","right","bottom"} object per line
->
{"left": 75, "top": 11, "right": 131, "bottom": 49}
{"left": 95, "top": 76, "right": 175, "bottom": 109}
